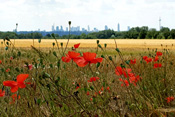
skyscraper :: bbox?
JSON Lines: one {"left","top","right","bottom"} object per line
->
{"left": 56, "top": 26, "right": 59, "bottom": 31}
{"left": 60, "top": 26, "right": 63, "bottom": 31}
{"left": 118, "top": 23, "right": 120, "bottom": 32}
{"left": 159, "top": 17, "right": 162, "bottom": 30}
{"left": 88, "top": 25, "right": 90, "bottom": 32}
{"left": 52, "top": 24, "right": 55, "bottom": 31}
{"left": 105, "top": 25, "right": 108, "bottom": 30}
{"left": 127, "top": 26, "right": 130, "bottom": 31}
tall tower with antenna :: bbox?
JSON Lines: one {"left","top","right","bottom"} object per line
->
{"left": 159, "top": 17, "right": 161, "bottom": 30}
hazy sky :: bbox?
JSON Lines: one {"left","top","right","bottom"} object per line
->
{"left": 0, "top": 0, "right": 175, "bottom": 31}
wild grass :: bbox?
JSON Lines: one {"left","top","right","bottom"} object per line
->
{"left": 0, "top": 38, "right": 175, "bottom": 116}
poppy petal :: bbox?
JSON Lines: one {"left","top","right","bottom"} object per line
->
{"left": 18, "top": 83, "right": 26, "bottom": 88}
{"left": 11, "top": 86, "right": 19, "bottom": 93}
{"left": 17, "top": 74, "right": 29, "bottom": 83}
{"left": 83, "top": 52, "right": 96, "bottom": 61}
{"left": 68, "top": 51, "right": 80, "bottom": 59}
{"left": 3, "top": 81, "right": 17, "bottom": 87}
{"left": 73, "top": 57, "right": 88, "bottom": 67}
{"left": 74, "top": 43, "right": 80, "bottom": 49}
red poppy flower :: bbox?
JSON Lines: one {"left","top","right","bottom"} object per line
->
{"left": 74, "top": 43, "right": 80, "bottom": 49}
{"left": 74, "top": 52, "right": 103, "bottom": 67}
{"left": 153, "top": 63, "right": 162, "bottom": 68}
{"left": 3, "top": 74, "right": 29, "bottom": 93}
{"left": 0, "top": 60, "right": 2, "bottom": 64}
{"left": 10, "top": 94, "right": 20, "bottom": 104}
{"left": 166, "top": 96, "right": 174, "bottom": 103}
{"left": 90, "top": 98, "right": 93, "bottom": 101}
{"left": 62, "top": 51, "right": 80, "bottom": 63}
{"left": 115, "top": 67, "right": 132, "bottom": 78}
{"left": 87, "top": 91, "right": 90, "bottom": 95}
{"left": 145, "top": 58, "right": 152, "bottom": 64}
{"left": 88, "top": 77, "right": 100, "bottom": 82}
{"left": 6, "top": 68, "right": 10, "bottom": 72}
{"left": 130, "top": 59, "right": 136, "bottom": 64}
{"left": 10, "top": 56, "right": 13, "bottom": 60}
{"left": 143, "top": 56, "right": 148, "bottom": 60}
{"left": 119, "top": 78, "right": 129, "bottom": 87}
{"left": 101, "top": 87, "right": 104, "bottom": 91}
{"left": 0, "top": 89, "right": 5, "bottom": 97}
{"left": 75, "top": 83, "right": 80, "bottom": 90}
{"left": 154, "top": 56, "right": 159, "bottom": 62}
{"left": 129, "top": 75, "right": 141, "bottom": 86}
{"left": 99, "top": 91, "right": 102, "bottom": 94}
{"left": 156, "top": 51, "right": 162, "bottom": 56}
{"left": 24, "top": 64, "right": 33, "bottom": 70}
{"left": 106, "top": 87, "right": 110, "bottom": 92}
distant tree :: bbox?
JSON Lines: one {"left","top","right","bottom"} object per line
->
{"left": 160, "top": 27, "right": 170, "bottom": 39}
{"left": 110, "top": 34, "right": 116, "bottom": 39}
{"left": 171, "top": 29, "right": 175, "bottom": 39}
{"left": 80, "top": 33, "right": 87, "bottom": 39}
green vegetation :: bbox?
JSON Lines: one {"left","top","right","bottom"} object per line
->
{"left": 1, "top": 26, "right": 175, "bottom": 39}
{"left": 0, "top": 36, "right": 175, "bottom": 116}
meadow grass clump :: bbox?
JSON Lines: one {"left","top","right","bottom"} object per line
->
{"left": 0, "top": 37, "right": 175, "bottom": 116}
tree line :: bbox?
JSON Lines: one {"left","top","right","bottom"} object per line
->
{"left": 0, "top": 26, "right": 175, "bottom": 39}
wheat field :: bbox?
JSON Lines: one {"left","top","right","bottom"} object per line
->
{"left": 2, "top": 39, "right": 175, "bottom": 49}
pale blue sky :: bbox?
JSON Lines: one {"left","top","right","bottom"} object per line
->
{"left": 0, "top": 0, "right": 175, "bottom": 31}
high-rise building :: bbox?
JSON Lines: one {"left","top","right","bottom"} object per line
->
{"left": 77, "top": 26, "right": 80, "bottom": 31}
{"left": 159, "top": 17, "right": 162, "bottom": 31}
{"left": 52, "top": 24, "right": 55, "bottom": 31}
{"left": 94, "top": 28, "right": 98, "bottom": 32}
{"left": 127, "top": 26, "right": 130, "bottom": 31}
{"left": 118, "top": 23, "right": 120, "bottom": 32}
{"left": 56, "top": 26, "right": 59, "bottom": 31}
{"left": 60, "top": 26, "right": 63, "bottom": 31}
{"left": 82, "top": 28, "right": 86, "bottom": 32}
{"left": 105, "top": 25, "right": 108, "bottom": 30}
{"left": 88, "top": 25, "right": 90, "bottom": 32}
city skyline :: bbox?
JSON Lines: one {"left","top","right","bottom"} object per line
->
{"left": 0, "top": 0, "right": 175, "bottom": 31}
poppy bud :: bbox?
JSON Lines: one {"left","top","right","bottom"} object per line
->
{"left": 98, "top": 44, "right": 102, "bottom": 48}
{"left": 108, "top": 56, "right": 113, "bottom": 61}
{"left": 53, "top": 51, "right": 57, "bottom": 57}
{"left": 68, "top": 21, "right": 71, "bottom": 25}
{"left": 125, "top": 60, "right": 130, "bottom": 65}
{"left": 101, "top": 55, "right": 105, "bottom": 58}
{"left": 38, "top": 39, "right": 41, "bottom": 43}
{"left": 96, "top": 62, "right": 100, "bottom": 68}
{"left": 115, "top": 48, "right": 120, "bottom": 52}
{"left": 104, "top": 43, "right": 107, "bottom": 48}
{"left": 6, "top": 42, "right": 9, "bottom": 45}
{"left": 5, "top": 46, "right": 8, "bottom": 50}
{"left": 60, "top": 42, "right": 63, "bottom": 47}
{"left": 52, "top": 42, "right": 55, "bottom": 46}
{"left": 96, "top": 40, "right": 99, "bottom": 44}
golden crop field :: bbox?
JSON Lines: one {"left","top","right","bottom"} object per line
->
{"left": 2, "top": 39, "right": 175, "bottom": 49}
